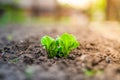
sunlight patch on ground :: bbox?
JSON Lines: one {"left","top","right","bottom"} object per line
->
{"left": 90, "top": 21, "right": 120, "bottom": 42}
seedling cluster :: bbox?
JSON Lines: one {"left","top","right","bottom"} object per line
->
{"left": 41, "top": 33, "right": 79, "bottom": 58}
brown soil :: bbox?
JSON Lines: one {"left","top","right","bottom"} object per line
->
{"left": 1, "top": 24, "right": 120, "bottom": 80}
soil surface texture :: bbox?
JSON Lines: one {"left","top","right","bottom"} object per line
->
{"left": 0, "top": 24, "right": 120, "bottom": 80}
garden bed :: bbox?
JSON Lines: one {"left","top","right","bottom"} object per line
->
{"left": 0, "top": 25, "right": 120, "bottom": 80}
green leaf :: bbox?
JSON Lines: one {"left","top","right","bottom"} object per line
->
{"left": 6, "top": 35, "right": 13, "bottom": 41}
{"left": 83, "top": 69, "right": 103, "bottom": 77}
{"left": 48, "top": 41, "right": 58, "bottom": 58}
{"left": 40, "top": 33, "right": 79, "bottom": 58}
{"left": 84, "top": 69, "right": 95, "bottom": 77}
{"left": 58, "top": 33, "right": 79, "bottom": 57}
{"left": 41, "top": 36, "right": 54, "bottom": 51}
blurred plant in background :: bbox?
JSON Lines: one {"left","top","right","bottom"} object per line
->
{"left": 0, "top": 0, "right": 120, "bottom": 26}
{"left": 90, "top": 0, "right": 106, "bottom": 21}
{"left": 0, "top": 0, "right": 25, "bottom": 25}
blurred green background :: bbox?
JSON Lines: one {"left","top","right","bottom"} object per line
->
{"left": 0, "top": 0, "right": 120, "bottom": 26}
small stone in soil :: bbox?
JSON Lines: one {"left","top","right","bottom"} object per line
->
{"left": 4, "top": 47, "right": 10, "bottom": 53}
{"left": 0, "top": 49, "right": 2, "bottom": 53}
{"left": 106, "top": 57, "right": 111, "bottom": 63}
{"left": 23, "top": 56, "right": 34, "bottom": 64}
{"left": 115, "top": 68, "right": 120, "bottom": 73}
{"left": 68, "top": 54, "right": 76, "bottom": 60}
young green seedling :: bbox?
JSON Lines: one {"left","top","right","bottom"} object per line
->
{"left": 41, "top": 33, "right": 79, "bottom": 58}
{"left": 58, "top": 33, "right": 79, "bottom": 57}
{"left": 10, "top": 58, "right": 19, "bottom": 64}
{"left": 6, "top": 35, "right": 13, "bottom": 41}
{"left": 41, "top": 36, "right": 58, "bottom": 58}
{"left": 83, "top": 69, "right": 103, "bottom": 77}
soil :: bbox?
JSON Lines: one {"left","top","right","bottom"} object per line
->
{"left": 1, "top": 24, "right": 120, "bottom": 80}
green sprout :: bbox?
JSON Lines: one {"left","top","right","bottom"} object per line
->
{"left": 25, "top": 66, "right": 35, "bottom": 79}
{"left": 41, "top": 33, "right": 79, "bottom": 58}
{"left": 10, "top": 58, "right": 19, "bottom": 64}
{"left": 83, "top": 69, "right": 103, "bottom": 77}
{"left": 6, "top": 35, "right": 13, "bottom": 41}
